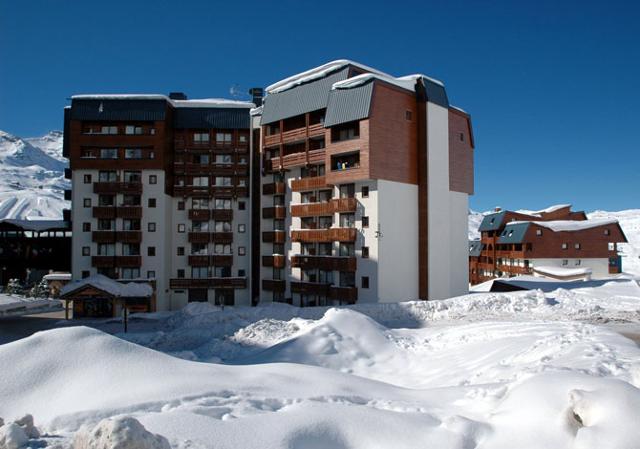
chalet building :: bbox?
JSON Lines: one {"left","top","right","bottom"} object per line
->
{"left": 63, "top": 94, "right": 255, "bottom": 313}
{"left": 255, "top": 60, "right": 474, "bottom": 306}
{"left": 469, "top": 205, "right": 627, "bottom": 285}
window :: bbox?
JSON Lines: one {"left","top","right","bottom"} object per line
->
{"left": 178, "top": 224, "right": 186, "bottom": 233}
{"left": 216, "top": 132, "right": 232, "bottom": 145}
{"left": 215, "top": 177, "right": 232, "bottom": 187}
{"left": 83, "top": 174, "right": 92, "bottom": 184}
{"left": 362, "top": 216, "right": 369, "bottom": 228}
{"left": 301, "top": 192, "right": 316, "bottom": 204}
{"left": 101, "top": 126, "right": 118, "bottom": 135}
{"left": 361, "top": 186, "right": 369, "bottom": 198}
{"left": 148, "top": 198, "right": 156, "bottom": 208}
{"left": 273, "top": 219, "right": 285, "bottom": 231}
{"left": 124, "top": 149, "right": 142, "bottom": 159}
{"left": 238, "top": 269, "right": 246, "bottom": 277}
{"left": 273, "top": 268, "right": 284, "bottom": 280}
{"left": 177, "top": 269, "right": 185, "bottom": 278}
{"left": 82, "top": 222, "right": 91, "bottom": 232}
{"left": 83, "top": 198, "right": 91, "bottom": 208}
{"left": 301, "top": 243, "right": 316, "bottom": 256}
{"left": 192, "top": 176, "right": 209, "bottom": 187}
{"left": 562, "top": 259, "right": 568, "bottom": 266}
{"left": 319, "top": 243, "right": 332, "bottom": 256}
{"left": 122, "top": 243, "right": 140, "bottom": 256}
{"left": 574, "top": 243, "right": 581, "bottom": 250}
{"left": 147, "top": 247, "right": 156, "bottom": 257}
{"left": 148, "top": 222, "right": 156, "bottom": 232}
{"left": 123, "top": 170, "right": 141, "bottom": 183}
{"left": 177, "top": 247, "right": 185, "bottom": 256}
{"left": 147, "top": 271, "right": 156, "bottom": 279}
{"left": 362, "top": 246, "right": 369, "bottom": 258}
{"left": 215, "top": 154, "right": 232, "bottom": 165}
{"left": 608, "top": 242, "right": 615, "bottom": 251}
{"left": 331, "top": 121, "right": 360, "bottom": 142}
{"left": 332, "top": 151, "right": 360, "bottom": 171}
{"left": 100, "top": 148, "right": 118, "bottom": 159}
{"left": 238, "top": 224, "right": 246, "bottom": 233}
{"left": 561, "top": 243, "right": 568, "bottom": 250}
{"left": 193, "top": 132, "right": 209, "bottom": 142}
{"left": 339, "top": 271, "right": 355, "bottom": 287}
{"left": 82, "top": 271, "right": 90, "bottom": 279}
{"left": 149, "top": 175, "right": 157, "bottom": 184}
{"left": 80, "top": 149, "right": 96, "bottom": 159}
{"left": 238, "top": 246, "right": 246, "bottom": 256}
{"left": 82, "top": 246, "right": 90, "bottom": 256}
{"left": 98, "top": 195, "right": 114, "bottom": 206}
{"left": 318, "top": 190, "right": 332, "bottom": 202}
{"left": 99, "top": 171, "right": 117, "bottom": 182}
{"left": 273, "top": 243, "right": 285, "bottom": 255}
{"left": 239, "top": 133, "right": 248, "bottom": 144}
{"left": 340, "top": 213, "right": 355, "bottom": 228}
{"left": 191, "top": 243, "right": 208, "bottom": 255}
{"left": 193, "top": 198, "right": 209, "bottom": 209}
{"left": 177, "top": 201, "right": 185, "bottom": 211}
{"left": 120, "top": 219, "right": 138, "bottom": 232}
{"left": 339, "top": 184, "right": 355, "bottom": 199}
{"left": 215, "top": 221, "right": 232, "bottom": 232}
{"left": 214, "top": 266, "right": 231, "bottom": 277}
{"left": 190, "top": 266, "right": 208, "bottom": 278}
{"left": 125, "top": 125, "right": 143, "bottom": 135}
{"left": 214, "top": 244, "right": 232, "bottom": 254}
{"left": 362, "top": 276, "right": 370, "bottom": 289}
{"left": 318, "top": 216, "right": 332, "bottom": 229}
{"left": 604, "top": 229, "right": 610, "bottom": 236}
{"left": 192, "top": 220, "right": 209, "bottom": 232}
{"left": 194, "top": 153, "right": 209, "bottom": 164}
{"left": 319, "top": 270, "right": 334, "bottom": 284}
{"left": 97, "top": 243, "right": 115, "bottom": 256}
{"left": 215, "top": 199, "right": 232, "bottom": 209}
{"left": 459, "top": 132, "right": 465, "bottom": 142}
{"left": 301, "top": 217, "right": 317, "bottom": 230}
{"left": 238, "top": 201, "right": 246, "bottom": 211}
{"left": 536, "top": 229, "right": 543, "bottom": 236}
{"left": 98, "top": 219, "right": 114, "bottom": 230}
{"left": 340, "top": 243, "right": 355, "bottom": 257}
{"left": 405, "top": 110, "right": 412, "bottom": 121}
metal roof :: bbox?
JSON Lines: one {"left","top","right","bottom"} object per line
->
{"left": 478, "top": 211, "right": 506, "bottom": 232}
{"left": 260, "top": 67, "right": 351, "bottom": 125}
{"left": 70, "top": 98, "right": 167, "bottom": 121}
{"left": 173, "top": 107, "right": 251, "bottom": 129}
{"left": 498, "top": 222, "right": 531, "bottom": 244}
{"left": 469, "top": 240, "right": 483, "bottom": 257}
{"left": 422, "top": 76, "right": 449, "bottom": 108}
{"left": 324, "top": 81, "right": 375, "bottom": 127}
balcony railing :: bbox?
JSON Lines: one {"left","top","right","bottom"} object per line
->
{"left": 188, "top": 209, "right": 210, "bottom": 220}
{"left": 117, "top": 206, "right": 143, "bottom": 219}
{"left": 262, "top": 206, "right": 286, "bottom": 219}
{"left": 330, "top": 286, "right": 358, "bottom": 303}
{"left": 262, "top": 230, "right": 286, "bottom": 243}
{"left": 262, "top": 279, "right": 286, "bottom": 292}
{"left": 187, "top": 255, "right": 234, "bottom": 266}
{"left": 263, "top": 123, "right": 325, "bottom": 147}
{"left": 188, "top": 232, "right": 210, "bottom": 243}
{"left": 262, "top": 255, "right": 286, "bottom": 268}
{"left": 291, "top": 176, "right": 329, "bottom": 192}
{"left": 290, "top": 281, "right": 330, "bottom": 295}
{"left": 91, "top": 256, "right": 141, "bottom": 268}
{"left": 92, "top": 207, "right": 116, "bottom": 219}
{"left": 211, "top": 232, "right": 234, "bottom": 243}
{"left": 91, "top": 231, "right": 116, "bottom": 243}
{"left": 116, "top": 231, "right": 142, "bottom": 243}
{"left": 212, "top": 209, "right": 233, "bottom": 221}
{"left": 169, "top": 277, "right": 246, "bottom": 289}
{"left": 291, "top": 255, "right": 356, "bottom": 271}
{"left": 291, "top": 227, "right": 357, "bottom": 243}
{"left": 291, "top": 198, "right": 356, "bottom": 217}
{"left": 262, "top": 182, "right": 286, "bottom": 195}
{"left": 93, "top": 182, "right": 142, "bottom": 194}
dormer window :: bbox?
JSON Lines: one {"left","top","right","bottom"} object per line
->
{"left": 536, "top": 229, "right": 543, "bottom": 236}
{"left": 604, "top": 229, "right": 610, "bottom": 236}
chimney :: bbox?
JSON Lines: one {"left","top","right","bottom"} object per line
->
{"left": 249, "top": 87, "right": 264, "bottom": 107}
{"left": 169, "top": 92, "right": 187, "bottom": 100}
{"left": 494, "top": 206, "right": 502, "bottom": 212}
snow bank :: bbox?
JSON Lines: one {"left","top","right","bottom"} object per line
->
{"left": 73, "top": 417, "right": 170, "bottom": 449}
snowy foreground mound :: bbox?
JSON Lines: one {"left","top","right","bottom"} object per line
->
{"left": 2, "top": 301, "right": 640, "bottom": 448}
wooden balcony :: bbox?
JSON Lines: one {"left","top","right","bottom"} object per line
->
{"left": 92, "top": 231, "right": 116, "bottom": 243}
{"left": 262, "top": 255, "right": 286, "bottom": 268}
{"left": 188, "top": 232, "right": 210, "bottom": 243}
{"left": 212, "top": 209, "right": 233, "bottom": 221}
{"left": 116, "top": 256, "right": 142, "bottom": 267}
{"left": 263, "top": 123, "right": 325, "bottom": 147}
{"left": 262, "top": 206, "right": 286, "bottom": 219}
{"left": 262, "top": 182, "right": 286, "bottom": 195}
{"left": 92, "top": 207, "right": 116, "bottom": 219}
{"left": 330, "top": 286, "right": 358, "bottom": 303}
{"left": 169, "top": 277, "right": 247, "bottom": 289}
{"left": 188, "top": 255, "right": 210, "bottom": 266}
{"left": 291, "top": 255, "right": 357, "bottom": 272}
{"left": 188, "top": 209, "right": 211, "bottom": 220}
{"left": 290, "top": 281, "right": 330, "bottom": 295}
{"left": 91, "top": 256, "right": 115, "bottom": 268}
{"left": 497, "top": 265, "right": 532, "bottom": 275}
{"left": 116, "top": 231, "right": 142, "bottom": 243}
{"left": 211, "top": 232, "right": 233, "bottom": 243}
{"left": 187, "top": 255, "right": 234, "bottom": 267}
{"left": 93, "top": 182, "right": 142, "bottom": 194}
{"left": 291, "top": 176, "right": 329, "bottom": 192}
{"left": 291, "top": 227, "right": 357, "bottom": 243}
{"left": 212, "top": 255, "right": 233, "bottom": 266}
{"left": 262, "top": 230, "right": 286, "bottom": 243}
{"left": 91, "top": 255, "right": 141, "bottom": 268}
{"left": 290, "top": 198, "right": 356, "bottom": 217}
{"left": 262, "top": 279, "right": 286, "bottom": 292}
{"left": 116, "top": 206, "right": 142, "bottom": 219}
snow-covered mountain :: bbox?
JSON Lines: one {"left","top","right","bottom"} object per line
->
{"left": 468, "top": 208, "right": 640, "bottom": 276}
{"left": 0, "top": 130, "right": 69, "bottom": 219}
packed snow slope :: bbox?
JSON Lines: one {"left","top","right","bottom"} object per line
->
{"left": 0, "top": 130, "right": 68, "bottom": 219}
{"left": 468, "top": 208, "right": 640, "bottom": 276}
{"left": 2, "top": 279, "right": 640, "bottom": 448}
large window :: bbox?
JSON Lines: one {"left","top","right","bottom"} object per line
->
{"left": 125, "top": 125, "right": 143, "bottom": 135}
{"left": 215, "top": 177, "right": 232, "bottom": 187}
{"left": 215, "top": 199, "right": 231, "bottom": 209}
{"left": 98, "top": 195, "right": 115, "bottom": 206}
{"left": 214, "top": 244, "right": 232, "bottom": 254}
{"left": 191, "top": 243, "right": 208, "bottom": 255}
{"left": 193, "top": 132, "right": 209, "bottom": 143}
{"left": 122, "top": 194, "right": 141, "bottom": 206}
{"left": 194, "top": 153, "right": 209, "bottom": 165}
{"left": 215, "top": 154, "right": 232, "bottom": 165}
{"left": 121, "top": 268, "right": 140, "bottom": 279}
{"left": 319, "top": 243, "right": 333, "bottom": 256}
{"left": 193, "top": 176, "right": 209, "bottom": 187}
{"left": 331, "top": 121, "right": 359, "bottom": 142}
{"left": 340, "top": 213, "right": 355, "bottom": 228}
{"left": 216, "top": 132, "right": 232, "bottom": 145}
{"left": 339, "top": 271, "right": 355, "bottom": 287}
{"left": 101, "top": 126, "right": 118, "bottom": 135}
{"left": 124, "top": 149, "right": 142, "bottom": 159}
{"left": 339, "top": 184, "right": 355, "bottom": 198}
{"left": 98, "top": 219, "right": 115, "bottom": 231}
{"left": 123, "top": 219, "right": 141, "bottom": 231}
{"left": 192, "top": 220, "right": 209, "bottom": 232}
{"left": 192, "top": 267, "right": 208, "bottom": 278}
{"left": 301, "top": 243, "right": 316, "bottom": 256}
{"left": 97, "top": 243, "right": 115, "bottom": 256}
{"left": 123, "top": 170, "right": 141, "bottom": 183}
{"left": 100, "top": 148, "right": 118, "bottom": 159}
{"left": 339, "top": 243, "right": 355, "bottom": 257}
{"left": 122, "top": 243, "right": 140, "bottom": 256}
{"left": 193, "top": 198, "right": 209, "bottom": 209}
{"left": 215, "top": 221, "right": 232, "bottom": 232}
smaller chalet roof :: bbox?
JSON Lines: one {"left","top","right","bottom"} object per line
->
{"left": 498, "top": 222, "right": 531, "bottom": 244}
{"left": 478, "top": 211, "right": 506, "bottom": 232}
{"left": 60, "top": 274, "right": 153, "bottom": 298}
{"left": 469, "top": 240, "right": 483, "bottom": 257}
{"left": 0, "top": 219, "right": 69, "bottom": 232}
{"left": 511, "top": 218, "right": 619, "bottom": 232}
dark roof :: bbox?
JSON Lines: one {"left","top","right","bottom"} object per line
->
{"left": 469, "top": 240, "right": 483, "bottom": 257}
{"left": 173, "top": 107, "right": 250, "bottom": 129}
{"left": 478, "top": 211, "right": 506, "bottom": 232}
{"left": 70, "top": 99, "right": 167, "bottom": 121}
{"left": 497, "top": 222, "right": 530, "bottom": 244}
{"left": 260, "top": 67, "right": 351, "bottom": 125}
{"left": 324, "top": 81, "right": 375, "bottom": 127}
{"left": 422, "top": 77, "right": 449, "bottom": 108}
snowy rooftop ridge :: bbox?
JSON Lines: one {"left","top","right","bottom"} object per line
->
{"left": 71, "top": 94, "right": 254, "bottom": 108}
{"left": 60, "top": 274, "right": 153, "bottom": 298}
{"left": 517, "top": 204, "right": 572, "bottom": 217}
{"left": 508, "top": 218, "right": 619, "bottom": 232}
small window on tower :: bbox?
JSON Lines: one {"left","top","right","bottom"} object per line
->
{"left": 459, "top": 133, "right": 465, "bottom": 142}
{"left": 405, "top": 110, "right": 412, "bottom": 121}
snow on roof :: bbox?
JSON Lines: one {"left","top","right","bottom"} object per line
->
{"left": 533, "top": 266, "right": 593, "bottom": 277}
{"left": 60, "top": 274, "right": 153, "bottom": 298}
{"left": 450, "top": 105, "right": 468, "bottom": 114}
{"left": 517, "top": 204, "right": 572, "bottom": 216}
{"left": 250, "top": 105, "right": 264, "bottom": 116}
{"left": 331, "top": 73, "right": 417, "bottom": 92}
{"left": 72, "top": 94, "right": 253, "bottom": 109}
{"left": 43, "top": 273, "right": 72, "bottom": 281}
{"left": 508, "top": 218, "right": 619, "bottom": 232}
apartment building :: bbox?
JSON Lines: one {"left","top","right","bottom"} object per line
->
{"left": 256, "top": 60, "right": 474, "bottom": 306}
{"left": 63, "top": 94, "right": 255, "bottom": 314}
{"left": 469, "top": 204, "right": 627, "bottom": 284}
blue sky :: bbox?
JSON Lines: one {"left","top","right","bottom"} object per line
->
{"left": 1, "top": 0, "right": 638, "bottom": 212}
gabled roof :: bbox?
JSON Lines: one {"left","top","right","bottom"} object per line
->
{"left": 478, "top": 211, "right": 506, "bottom": 232}
{"left": 497, "top": 222, "right": 531, "bottom": 244}
{"left": 60, "top": 274, "right": 153, "bottom": 298}
{"left": 469, "top": 240, "right": 483, "bottom": 257}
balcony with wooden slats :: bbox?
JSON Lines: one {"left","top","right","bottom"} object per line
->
{"left": 169, "top": 277, "right": 247, "bottom": 289}
{"left": 211, "top": 232, "right": 233, "bottom": 243}
{"left": 92, "top": 207, "right": 116, "bottom": 219}
{"left": 262, "top": 182, "right": 286, "bottom": 195}
{"left": 290, "top": 281, "right": 330, "bottom": 295}
{"left": 291, "top": 255, "right": 356, "bottom": 271}
{"left": 291, "top": 176, "right": 329, "bottom": 192}
{"left": 261, "top": 279, "right": 286, "bottom": 292}
{"left": 262, "top": 206, "right": 286, "bottom": 219}
{"left": 187, "top": 255, "right": 234, "bottom": 267}
{"left": 188, "top": 209, "right": 211, "bottom": 221}
{"left": 92, "top": 231, "right": 116, "bottom": 243}
{"left": 91, "top": 255, "right": 141, "bottom": 268}
{"left": 188, "top": 255, "right": 210, "bottom": 266}
{"left": 212, "top": 209, "right": 233, "bottom": 221}
{"left": 262, "top": 231, "right": 286, "bottom": 243}
{"left": 291, "top": 227, "right": 357, "bottom": 243}
{"left": 291, "top": 198, "right": 356, "bottom": 217}
{"left": 330, "top": 286, "right": 358, "bottom": 303}
{"left": 93, "top": 182, "right": 142, "bottom": 194}
{"left": 262, "top": 255, "right": 286, "bottom": 268}
{"left": 116, "top": 206, "right": 143, "bottom": 219}
{"left": 188, "top": 232, "right": 210, "bottom": 243}
{"left": 116, "top": 231, "right": 142, "bottom": 243}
